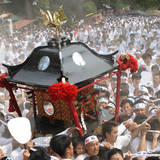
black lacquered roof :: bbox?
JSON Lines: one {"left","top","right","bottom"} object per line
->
{"left": 3, "top": 40, "right": 118, "bottom": 88}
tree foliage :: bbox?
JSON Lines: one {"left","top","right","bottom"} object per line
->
{"left": 1, "top": 0, "right": 160, "bottom": 20}
{"left": 84, "top": 1, "right": 97, "bottom": 15}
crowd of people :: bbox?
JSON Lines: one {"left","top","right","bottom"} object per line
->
{"left": 0, "top": 13, "right": 160, "bottom": 160}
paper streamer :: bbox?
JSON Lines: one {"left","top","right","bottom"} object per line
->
{"left": 81, "top": 112, "right": 87, "bottom": 131}
{"left": 129, "top": 153, "right": 160, "bottom": 158}
{"left": 147, "top": 130, "right": 160, "bottom": 134}
{"left": 142, "top": 112, "right": 157, "bottom": 124}
{"left": 153, "top": 98, "right": 160, "bottom": 102}
{"left": 118, "top": 118, "right": 133, "bottom": 136}
{"left": 0, "top": 119, "right": 8, "bottom": 126}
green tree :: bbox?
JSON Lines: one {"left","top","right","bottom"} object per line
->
{"left": 84, "top": 1, "right": 97, "bottom": 15}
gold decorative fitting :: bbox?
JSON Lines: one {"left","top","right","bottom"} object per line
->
{"left": 121, "top": 54, "right": 130, "bottom": 61}
{"left": 62, "top": 77, "right": 65, "bottom": 84}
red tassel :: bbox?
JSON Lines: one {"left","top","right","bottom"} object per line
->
{"left": 118, "top": 54, "right": 138, "bottom": 73}
{"left": 68, "top": 101, "right": 83, "bottom": 136}
{"left": 0, "top": 73, "right": 6, "bottom": 88}
{"left": 8, "top": 99, "right": 16, "bottom": 112}
{"left": 48, "top": 81, "right": 77, "bottom": 102}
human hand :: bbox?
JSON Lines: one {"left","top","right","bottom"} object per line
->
{"left": 140, "top": 122, "right": 151, "bottom": 130}
{"left": 123, "top": 120, "right": 132, "bottom": 128}
{"left": 67, "top": 125, "right": 80, "bottom": 135}
{"left": 23, "top": 149, "right": 30, "bottom": 160}
{"left": 152, "top": 132, "right": 160, "bottom": 139}
{"left": 128, "top": 122, "right": 138, "bottom": 132}
{"left": 109, "top": 108, "right": 115, "bottom": 115}
{"left": 124, "top": 151, "right": 132, "bottom": 160}
{"left": 26, "top": 141, "right": 35, "bottom": 151}
{"left": 103, "top": 142, "right": 114, "bottom": 149}
{"left": 102, "top": 120, "right": 108, "bottom": 124}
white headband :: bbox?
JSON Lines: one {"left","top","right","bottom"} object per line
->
{"left": 107, "top": 102, "right": 115, "bottom": 108}
{"left": 138, "top": 86, "right": 149, "bottom": 94}
{"left": 127, "top": 97, "right": 135, "bottom": 103}
{"left": 121, "top": 75, "right": 127, "bottom": 79}
{"left": 84, "top": 136, "right": 99, "bottom": 145}
{"left": 133, "top": 103, "right": 146, "bottom": 110}
{"left": 99, "top": 98, "right": 108, "bottom": 103}
{"left": 139, "top": 95, "right": 150, "bottom": 100}
{"left": 5, "top": 115, "right": 14, "bottom": 122}
{"left": 135, "top": 51, "right": 141, "bottom": 54}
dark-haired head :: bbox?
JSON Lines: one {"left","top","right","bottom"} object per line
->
{"left": 98, "top": 146, "right": 111, "bottom": 160}
{"left": 107, "top": 148, "right": 123, "bottom": 160}
{"left": 50, "top": 135, "right": 72, "bottom": 158}
{"left": 28, "top": 147, "right": 50, "bottom": 160}
{"left": 72, "top": 136, "right": 85, "bottom": 156}
{"left": 102, "top": 121, "right": 118, "bottom": 138}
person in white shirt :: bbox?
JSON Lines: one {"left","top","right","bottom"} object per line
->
{"left": 135, "top": 51, "right": 144, "bottom": 67}
{"left": 150, "top": 35, "right": 160, "bottom": 49}
{"left": 129, "top": 115, "right": 160, "bottom": 154}
{"left": 126, "top": 43, "right": 136, "bottom": 56}
{"left": 76, "top": 133, "right": 99, "bottom": 160}
{"left": 10, "top": 126, "right": 77, "bottom": 159}
{"left": 155, "top": 55, "right": 160, "bottom": 70}
{"left": 94, "top": 45, "right": 104, "bottom": 55}
{"left": 120, "top": 99, "right": 133, "bottom": 116}
{"left": 148, "top": 74, "right": 160, "bottom": 96}
{"left": 129, "top": 73, "right": 142, "bottom": 95}
{"left": 142, "top": 53, "right": 153, "bottom": 73}
{"left": 101, "top": 120, "right": 150, "bottom": 152}
{"left": 100, "top": 40, "right": 107, "bottom": 53}
{"left": 151, "top": 65, "right": 159, "bottom": 78}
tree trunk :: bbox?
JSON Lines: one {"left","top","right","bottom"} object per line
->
{"left": 25, "top": 0, "right": 34, "bottom": 19}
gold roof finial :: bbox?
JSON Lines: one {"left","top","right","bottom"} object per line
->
{"left": 40, "top": 5, "right": 67, "bottom": 38}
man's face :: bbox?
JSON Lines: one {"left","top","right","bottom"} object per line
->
{"left": 96, "top": 47, "right": 100, "bottom": 52}
{"left": 121, "top": 78, "right": 126, "bottom": 83}
{"left": 84, "top": 140, "right": 99, "bottom": 156}
{"left": 134, "top": 108, "right": 146, "bottom": 116}
{"left": 121, "top": 103, "right": 133, "bottom": 115}
{"left": 99, "top": 101, "right": 108, "bottom": 108}
{"left": 68, "top": 142, "right": 74, "bottom": 157}
{"left": 135, "top": 54, "right": 141, "bottom": 59}
{"left": 128, "top": 77, "right": 132, "bottom": 84}
{"left": 132, "top": 78, "right": 141, "bottom": 87}
{"left": 144, "top": 57, "right": 151, "bottom": 65}
{"left": 153, "top": 75, "right": 160, "bottom": 85}
{"left": 110, "top": 153, "right": 123, "bottom": 160}
{"left": 106, "top": 127, "right": 118, "bottom": 144}
{"left": 129, "top": 44, "right": 133, "bottom": 50}
{"left": 152, "top": 70, "right": 159, "bottom": 77}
